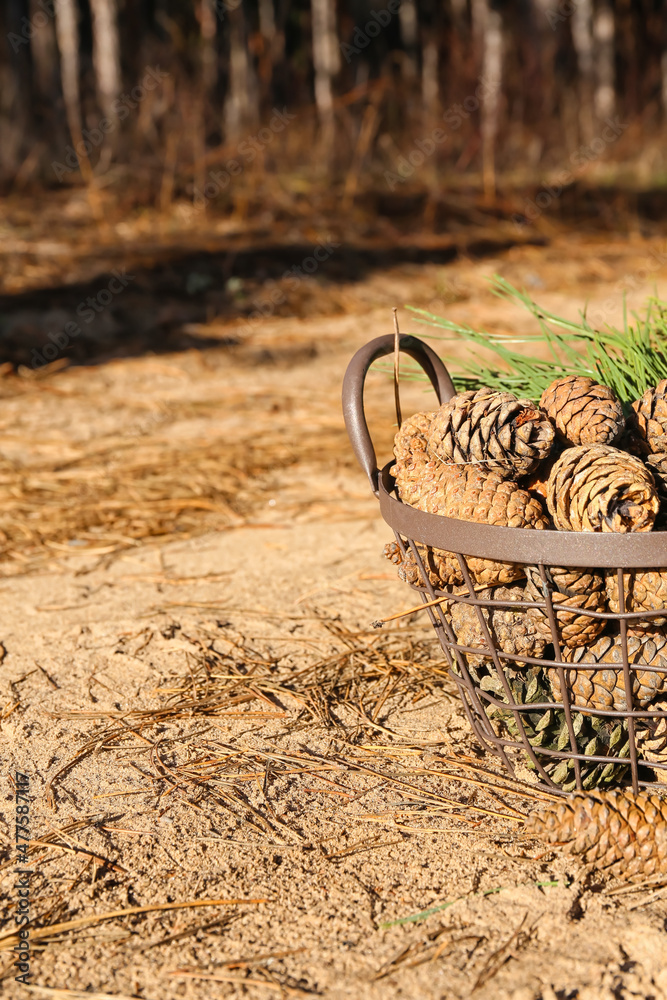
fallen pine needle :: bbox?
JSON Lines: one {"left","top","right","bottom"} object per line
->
{"left": 372, "top": 584, "right": 491, "bottom": 627}
{"left": 168, "top": 970, "right": 311, "bottom": 996}
{"left": 372, "top": 594, "right": 453, "bottom": 628}
{"left": 0, "top": 899, "right": 266, "bottom": 949}
{"left": 23, "top": 988, "right": 149, "bottom": 1000}
{"left": 220, "top": 946, "right": 307, "bottom": 969}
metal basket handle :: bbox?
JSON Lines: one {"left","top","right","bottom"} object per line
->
{"left": 342, "top": 333, "right": 456, "bottom": 495}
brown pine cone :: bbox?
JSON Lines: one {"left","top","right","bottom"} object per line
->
{"left": 546, "top": 445, "right": 659, "bottom": 532}
{"left": 524, "top": 790, "right": 667, "bottom": 881}
{"left": 427, "top": 387, "right": 554, "bottom": 477}
{"left": 635, "top": 698, "right": 667, "bottom": 764}
{"left": 521, "top": 453, "right": 560, "bottom": 502}
{"left": 605, "top": 569, "right": 667, "bottom": 628}
{"left": 393, "top": 411, "right": 436, "bottom": 466}
{"left": 645, "top": 452, "right": 667, "bottom": 503}
{"left": 382, "top": 540, "right": 462, "bottom": 588}
{"left": 449, "top": 584, "right": 546, "bottom": 667}
{"left": 628, "top": 379, "right": 667, "bottom": 455}
{"left": 392, "top": 456, "right": 550, "bottom": 528}
{"left": 539, "top": 375, "right": 624, "bottom": 447}
{"left": 548, "top": 633, "right": 667, "bottom": 711}
{"left": 391, "top": 457, "right": 549, "bottom": 586}
{"left": 524, "top": 565, "right": 607, "bottom": 649}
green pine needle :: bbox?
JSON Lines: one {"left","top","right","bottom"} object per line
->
{"left": 405, "top": 276, "right": 667, "bottom": 410}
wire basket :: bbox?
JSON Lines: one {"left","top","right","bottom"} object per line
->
{"left": 343, "top": 332, "right": 667, "bottom": 796}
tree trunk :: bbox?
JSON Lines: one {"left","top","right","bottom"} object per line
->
{"left": 593, "top": 0, "right": 615, "bottom": 121}
{"left": 54, "top": 0, "right": 83, "bottom": 156}
{"left": 311, "top": 0, "right": 340, "bottom": 155}
{"left": 473, "top": 0, "right": 503, "bottom": 200}
{"left": 89, "top": 0, "right": 122, "bottom": 121}
{"left": 29, "top": 0, "right": 59, "bottom": 101}
{"left": 421, "top": 38, "right": 439, "bottom": 121}
{"left": 399, "top": 0, "right": 418, "bottom": 80}
{"left": 571, "top": 0, "right": 594, "bottom": 140}
{"left": 2, "top": 0, "right": 31, "bottom": 182}
{"left": 198, "top": 0, "right": 218, "bottom": 98}
{"left": 259, "top": 0, "right": 279, "bottom": 108}
{"left": 55, "top": 0, "right": 102, "bottom": 216}
{"left": 224, "top": 4, "right": 258, "bottom": 140}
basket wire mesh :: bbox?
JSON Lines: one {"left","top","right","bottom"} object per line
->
{"left": 343, "top": 332, "right": 667, "bottom": 796}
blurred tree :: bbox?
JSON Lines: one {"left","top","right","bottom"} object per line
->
{"left": 311, "top": 0, "right": 340, "bottom": 155}
{"left": 399, "top": 0, "right": 419, "bottom": 81}
{"left": 1, "top": 0, "right": 666, "bottom": 202}
{"left": 54, "top": 0, "right": 84, "bottom": 162}
{"left": 89, "top": 0, "right": 122, "bottom": 122}
{"left": 473, "top": 0, "right": 503, "bottom": 198}
{"left": 571, "top": 0, "right": 594, "bottom": 140}
{"left": 29, "top": 0, "right": 60, "bottom": 104}
{"left": 593, "top": 0, "right": 615, "bottom": 120}
{"left": 197, "top": 0, "right": 218, "bottom": 98}
{"left": 3, "top": 1, "right": 32, "bottom": 180}
{"left": 224, "top": 2, "right": 259, "bottom": 138}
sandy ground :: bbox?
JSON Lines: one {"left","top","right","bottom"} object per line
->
{"left": 2, "top": 234, "right": 667, "bottom": 1000}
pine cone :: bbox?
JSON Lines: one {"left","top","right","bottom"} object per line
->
{"left": 628, "top": 379, "right": 667, "bottom": 454}
{"left": 540, "top": 376, "right": 625, "bottom": 447}
{"left": 524, "top": 790, "right": 667, "bottom": 881}
{"left": 645, "top": 453, "right": 667, "bottom": 502}
{"left": 605, "top": 569, "right": 667, "bottom": 628}
{"left": 448, "top": 585, "right": 546, "bottom": 667}
{"left": 546, "top": 445, "right": 659, "bottom": 532}
{"left": 478, "top": 666, "right": 629, "bottom": 791}
{"left": 391, "top": 457, "right": 549, "bottom": 586}
{"left": 524, "top": 565, "right": 607, "bottom": 649}
{"left": 548, "top": 633, "right": 667, "bottom": 711}
{"left": 635, "top": 698, "right": 667, "bottom": 764}
{"left": 427, "top": 388, "right": 554, "bottom": 477}
{"left": 521, "top": 452, "right": 560, "bottom": 502}
{"left": 382, "top": 540, "right": 463, "bottom": 588}
{"left": 393, "top": 411, "right": 436, "bottom": 466}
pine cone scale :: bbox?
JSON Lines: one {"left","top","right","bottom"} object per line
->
{"left": 549, "top": 633, "right": 667, "bottom": 711}
{"left": 540, "top": 376, "right": 625, "bottom": 447}
{"left": 525, "top": 791, "right": 667, "bottom": 882}
{"left": 628, "top": 380, "right": 667, "bottom": 454}
{"left": 428, "top": 388, "right": 554, "bottom": 476}
{"left": 390, "top": 453, "right": 549, "bottom": 587}
{"left": 547, "top": 445, "right": 659, "bottom": 532}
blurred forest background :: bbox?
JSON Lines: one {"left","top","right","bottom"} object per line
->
{"left": 3, "top": 0, "right": 667, "bottom": 225}
{"left": 3, "top": 0, "right": 667, "bottom": 369}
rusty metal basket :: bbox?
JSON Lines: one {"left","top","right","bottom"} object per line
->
{"left": 343, "top": 333, "right": 667, "bottom": 796}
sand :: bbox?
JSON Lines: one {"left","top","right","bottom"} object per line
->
{"left": 2, "top": 235, "right": 667, "bottom": 999}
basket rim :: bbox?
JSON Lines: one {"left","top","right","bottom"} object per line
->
{"left": 378, "top": 463, "right": 667, "bottom": 570}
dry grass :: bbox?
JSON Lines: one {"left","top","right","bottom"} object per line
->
{"left": 0, "top": 371, "right": 354, "bottom": 577}
{"left": 0, "top": 614, "right": 556, "bottom": 983}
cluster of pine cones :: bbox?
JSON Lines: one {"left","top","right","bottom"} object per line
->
{"left": 385, "top": 376, "right": 667, "bottom": 790}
